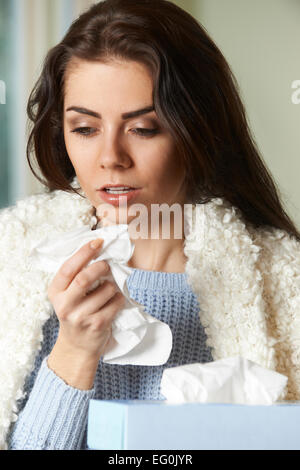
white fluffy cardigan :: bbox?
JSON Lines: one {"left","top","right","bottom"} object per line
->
{"left": 0, "top": 176, "right": 300, "bottom": 449}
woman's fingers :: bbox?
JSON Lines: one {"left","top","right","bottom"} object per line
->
{"left": 84, "top": 291, "right": 126, "bottom": 330}
{"left": 47, "top": 238, "right": 105, "bottom": 297}
{"left": 74, "top": 279, "right": 119, "bottom": 319}
{"left": 46, "top": 236, "right": 126, "bottom": 358}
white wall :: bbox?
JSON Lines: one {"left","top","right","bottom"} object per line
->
{"left": 194, "top": 0, "right": 300, "bottom": 228}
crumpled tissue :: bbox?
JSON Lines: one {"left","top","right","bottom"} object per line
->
{"left": 28, "top": 223, "right": 172, "bottom": 366}
{"left": 160, "top": 356, "right": 288, "bottom": 405}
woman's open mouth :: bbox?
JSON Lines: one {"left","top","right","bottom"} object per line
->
{"left": 97, "top": 187, "right": 142, "bottom": 206}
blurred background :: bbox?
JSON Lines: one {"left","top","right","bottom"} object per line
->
{"left": 0, "top": 0, "right": 299, "bottom": 227}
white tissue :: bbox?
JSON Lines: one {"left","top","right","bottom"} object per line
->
{"left": 160, "top": 356, "right": 288, "bottom": 405}
{"left": 28, "top": 224, "right": 172, "bottom": 366}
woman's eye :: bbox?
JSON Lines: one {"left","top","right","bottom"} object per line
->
{"left": 71, "top": 127, "right": 96, "bottom": 138}
{"left": 131, "top": 128, "right": 159, "bottom": 138}
{"left": 70, "top": 127, "right": 159, "bottom": 139}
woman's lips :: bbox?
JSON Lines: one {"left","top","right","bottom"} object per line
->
{"left": 97, "top": 188, "right": 142, "bottom": 206}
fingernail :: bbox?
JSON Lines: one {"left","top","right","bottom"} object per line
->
{"left": 90, "top": 238, "right": 103, "bottom": 250}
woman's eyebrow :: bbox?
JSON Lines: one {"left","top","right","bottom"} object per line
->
{"left": 66, "top": 105, "right": 155, "bottom": 120}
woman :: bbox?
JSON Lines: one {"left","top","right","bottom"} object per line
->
{"left": 2, "top": 0, "right": 300, "bottom": 450}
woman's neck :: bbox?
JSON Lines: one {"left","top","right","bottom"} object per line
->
{"left": 127, "top": 236, "right": 187, "bottom": 273}
{"left": 127, "top": 213, "right": 187, "bottom": 273}
{"left": 93, "top": 207, "right": 187, "bottom": 273}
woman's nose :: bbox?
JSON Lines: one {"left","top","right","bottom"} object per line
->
{"left": 98, "top": 131, "right": 131, "bottom": 169}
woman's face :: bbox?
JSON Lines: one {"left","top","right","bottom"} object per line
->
{"left": 63, "top": 59, "right": 186, "bottom": 225}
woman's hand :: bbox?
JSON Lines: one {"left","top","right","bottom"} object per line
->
{"left": 47, "top": 238, "right": 126, "bottom": 360}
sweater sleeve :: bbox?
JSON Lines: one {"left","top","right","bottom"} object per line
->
{"left": 7, "top": 354, "right": 95, "bottom": 450}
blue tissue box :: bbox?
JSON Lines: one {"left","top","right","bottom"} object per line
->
{"left": 87, "top": 399, "right": 300, "bottom": 450}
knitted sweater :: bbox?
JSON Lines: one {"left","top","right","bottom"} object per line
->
{"left": 7, "top": 268, "right": 213, "bottom": 450}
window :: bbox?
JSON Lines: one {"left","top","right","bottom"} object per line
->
{"left": 0, "top": 0, "right": 96, "bottom": 210}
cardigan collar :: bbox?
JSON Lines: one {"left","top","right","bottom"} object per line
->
{"left": 183, "top": 197, "right": 277, "bottom": 369}
{"left": 0, "top": 176, "right": 277, "bottom": 449}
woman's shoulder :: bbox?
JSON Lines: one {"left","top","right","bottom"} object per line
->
{"left": 0, "top": 187, "right": 96, "bottom": 273}
{"left": 200, "top": 196, "right": 300, "bottom": 260}
{"left": 192, "top": 197, "right": 300, "bottom": 280}
{"left": 0, "top": 186, "right": 97, "bottom": 247}
{"left": 246, "top": 223, "right": 300, "bottom": 289}
{"left": 248, "top": 222, "right": 300, "bottom": 261}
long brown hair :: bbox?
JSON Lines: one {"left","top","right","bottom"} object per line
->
{"left": 26, "top": 0, "right": 300, "bottom": 241}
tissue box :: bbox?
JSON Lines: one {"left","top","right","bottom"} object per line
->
{"left": 87, "top": 399, "right": 300, "bottom": 450}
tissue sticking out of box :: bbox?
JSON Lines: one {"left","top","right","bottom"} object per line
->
{"left": 160, "top": 356, "right": 288, "bottom": 405}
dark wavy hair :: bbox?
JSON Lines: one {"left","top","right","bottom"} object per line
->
{"left": 26, "top": 0, "right": 300, "bottom": 241}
